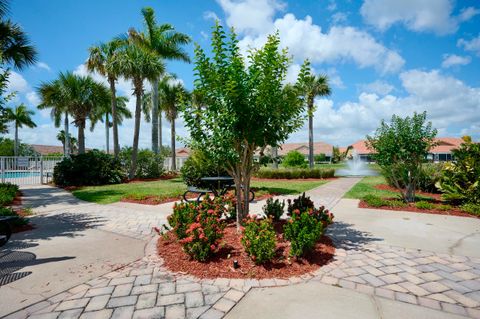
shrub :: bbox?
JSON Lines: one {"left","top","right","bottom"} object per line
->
{"left": 461, "top": 203, "right": 480, "bottom": 216}
{"left": 180, "top": 149, "right": 229, "bottom": 187}
{"left": 0, "top": 182, "right": 19, "bottom": 206}
{"left": 179, "top": 203, "right": 226, "bottom": 262}
{"left": 283, "top": 151, "right": 307, "bottom": 168}
{"left": 0, "top": 207, "right": 29, "bottom": 227}
{"left": 168, "top": 201, "right": 198, "bottom": 239}
{"left": 263, "top": 198, "right": 285, "bottom": 221}
{"left": 363, "top": 194, "right": 386, "bottom": 207}
{"left": 314, "top": 153, "right": 327, "bottom": 162}
{"left": 287, "top": 193, "right": 314, "bottom": 216}
{"left": 284, "top": 210, "right": 323, "bottom": 257}
{"left": 437, "top": 137, "right": 480, "bottom": 205}
{"left": 255, "top": 168, "right": 335, "bottom": 179}
{"left": 53, "top": 150, "right": 126, "bottom": 186}
{"left": 119, "top": 148, "right": 164, "bottom": 179}
{"left": 387, "top": 200, "right": 407, "bottom": 208}
{"left": 436, "top": 204, "right": 452, "bottom": 211}
{"left": 415, "top": 200, "right": 434, "bottom": 210}
{"left": 384, "top": 163, "right": 443, "bottom": 194}
{"left": 241, "top": 217, "right": 277, "bottom": 264}
{"left": 311, "top": 205, "right": 334, "bottom": 226}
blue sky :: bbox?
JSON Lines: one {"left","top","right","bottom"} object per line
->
{"left": 5, "top": 0, "right": 480, "bottom": 150}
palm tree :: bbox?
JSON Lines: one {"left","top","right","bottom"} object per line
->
{"left": 113, "top": 43, "right": 164, "bottom": 178}
{"left": 90, "top": 95, "right": 131, "bottom": 153}
{"left": 37, "top": 79, "right": 72, "bottom": 157}
{"left": 6, "top": 104, "right": 36, "bottom": 156}
{"left": 57, "top": 130, "right": 78, "bottom": 154}
{"left": 87, "top": 40, "right": 123, "bottom": 157}
{"left": 159, "top": 78, "right": 187, "bottom": 171}
{"left": 300, "top": 73, "right": 331, "bottom": 168}
{"left": 129, "top": 7, "right": 190, "bottom": 154}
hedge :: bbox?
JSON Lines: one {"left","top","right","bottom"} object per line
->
{"left": 255, "top": 168, "right": 335, "bottom": 179}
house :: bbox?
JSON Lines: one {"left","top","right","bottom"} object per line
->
{"left": 30, "top": 144, "right": 65, "bottom": 156}
{"left": 349, "top": 137, "right": 464, "bottom": 162}
{"left": 175, "top": 147, "right": 191, "bottom": 158}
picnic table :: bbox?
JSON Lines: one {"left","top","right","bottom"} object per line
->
{"left": 183, "top": 176, "right": 255, "bottom": 203}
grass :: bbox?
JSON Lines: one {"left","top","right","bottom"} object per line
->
{"left": 73, "top": 178, "right": 329, "bottom": 204}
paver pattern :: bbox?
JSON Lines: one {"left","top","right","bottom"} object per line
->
{"left": 4, "top": 178, "right": 480, "bottom": 318}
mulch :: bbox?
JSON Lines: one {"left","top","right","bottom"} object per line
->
{"left": 157, "top": 222, "right": 336, "bottom": 279}
{"left": 360, "top": 185, "right": 479, "bottom": 219}
{"left": 6, "top": 192, "right": 36, "bottom": 233}
{"left": 251, "top": 177, "right": 338, "bottom": 182}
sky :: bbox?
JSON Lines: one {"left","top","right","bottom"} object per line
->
{"left": 4, "top": 0, "right": 480, "bottom": 150}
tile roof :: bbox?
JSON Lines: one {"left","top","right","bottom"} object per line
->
{"left": 277, "top": 142, "right": 333, "bottom": 156}
{"left": 350, "top": 137, "right": 464, "bottom": 155}
{"left": 30, "top": 144, "right": 64, "bottom": 155}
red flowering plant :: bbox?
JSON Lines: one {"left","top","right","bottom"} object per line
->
{"left": 241, "top": 215, "right": 277, "bottom": 264}
{"left": 284, "top": 209, "right": 323, "bottom": 257}
{"left": 310, "top": 205, "right": 334, "bottom": 228}
{"left": 168, "top": 202, "right": 198, "bottom": 239}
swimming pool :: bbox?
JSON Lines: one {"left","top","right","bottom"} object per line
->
{"left": 0, "top": 172, "right": 41, "bottom": 178}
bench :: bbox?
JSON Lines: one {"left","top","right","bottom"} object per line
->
{"left": 183, "top": 186, "right": 214, "bottom": 203}
{"left": 0, "top": 216, "right": 18, "bottom": 247}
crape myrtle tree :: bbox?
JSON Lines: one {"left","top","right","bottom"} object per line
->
{"left": 366, "top": 111, "right": 437, "bottom": 203}
{"left": 183, "top": 23, "right": 308, "bottom": 228}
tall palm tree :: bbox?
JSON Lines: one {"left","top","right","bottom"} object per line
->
{"left": 87, "top": 40, "right": 123, "bottom": 156}
{"left": 129, "top": 7, "right": 190, "bottom": 154}
{"left": 6, "top": 104, "right": 36, "bottom": 156}
{"left": 37, "top": 79, "right": 72, "bottom": 157}
{"left": 90, "top": 95, "right": 131, "bottom": 153}
{"left": 113, "top": 43, "right": 164, "bottom": 178}
{"left": 159, "top": 78, "right": 187, "bottom": 171}
{"left": 300, "top": 74, "right": 331, "bottom": 168}
{"left": 57, "top": 130, "right": 78, "bottom": 154}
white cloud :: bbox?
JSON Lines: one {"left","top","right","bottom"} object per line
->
{"left": 289, "top": 69, "right": 480, "bottom": 146}
{"left": 6, "top": 71, "right": 28, "bottom": 93}
{"left": 360, "top": 80, "right": 394, "bottom": 95}
{"left": 216, "top": 0, "right": 285, "bottom": 36}
{"left": 441, "top": 54, "right": 471, "bottom": 68}
{"left": 458, "top": 34, "right": 480, "bottom": 56}
{"left": 360, "top": 0, "right": 478, "bottom": 35}
{"left": 36, "top": 62, "right": 51, "bottom": 72}
{"left": 331, "top": 12, "right": 348, "bottom": 24}
{"left": 26, "top": 91, "right": 41, "bottom": 107}
{"left": 203, "top": 11, "right": 221, "bottom": 22}
{"left": 237, "top": 14, "right": 404, "bottom": 74}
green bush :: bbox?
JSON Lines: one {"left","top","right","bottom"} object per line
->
{"left": 241, "top": 217, "right": 277, "bottom": 264}
{"left": 437, "top": 138, "right": 480, "bottom": 205}
{"left": 262, "top": 198, "right": 285, "bottom": 221}
{"left": 0, "top": 207, "right": 29, "bottom": 227}
{"left": 415, "top": 200, "right": 434, "bottom": 210}
{"left": 119, "top": 147, "right": 164, "bottom": 179}
{"left": 255, "top": 168, "right": 335, "bottom": 179}
{"left": 314, "top": 153, "right": 327, "bottom": 162}
{"left": 283, "top": 150, "right": 307, "bottom": 168}
{"left": 461, "top": 203, "right": 480, "bottom": 216}
{"left": 53, "top": 150, "right": 126, "bottom": 187}
{"left": 436, "top": 204, "right": 452, "bottom": 211}
{"left": 383, "top": 163, "right": 443, "bottom": 193}
{"left": 0, "top": 183, "right": 19, "bottom": 206}
{"left": 363, "top": 194, "right": 387, "bottom": 207}
{"left": 387, "top": 200, "right": 407, "bottom": 208}
{"left": 284, "top": 210, "right": 323, "bottom": 257}
{"left": 180, "top": 149, "right": 229, "bottom": 187}
{"left": 287, "top": 193, "right": 314, "bottom": 216}
{"left": 168, "top": 202, "right": 198, "bottom": 239}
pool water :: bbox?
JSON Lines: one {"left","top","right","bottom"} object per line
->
{"left": 0, "top": 172, "right": 41, "bottom": 178}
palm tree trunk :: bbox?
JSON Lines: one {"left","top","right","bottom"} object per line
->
{"left": 130, "top": 88, "right": 142, "bottom": 179}
{"left": 109, "top": 78, "right": 119, "bottom": 157}
{"left": 171, "top": 119, "right": 176, "bottom": 171}
{"left": 158, "top": 111, "right": 162, "bottom": 152}
{"left": 308, "top": 107, "right": 314, "bottom": 169}
{"left": 105, "top": 113, "right": 110, "bottom": 154}
{"left": 78, "top": 120, "right": 86, "bottom": 154}
{"left": 64, "top": 113, "right": 70, "bottom": 157}
{"left": 14, "top": 123, "right": 18, "bottom": 157}
{"left": 151, "top": 78, "right": 159, "bottom": 154}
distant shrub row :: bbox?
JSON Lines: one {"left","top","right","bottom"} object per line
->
{"left": 255, "top": 168, "right": 335, "bottom": 179}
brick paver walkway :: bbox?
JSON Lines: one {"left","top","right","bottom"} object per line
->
{"left": 5, "top": 178, "right": 480, "bottom": 318}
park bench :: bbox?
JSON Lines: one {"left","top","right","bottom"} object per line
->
{"left": 0, "top": 216, "right": 17, "bottom": 247}
{"left": 183, "top": 186, "right": 213, "bottom": 203}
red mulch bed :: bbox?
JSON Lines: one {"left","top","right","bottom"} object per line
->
{"left": 7, "top": 192, "right": 36, "bottom": 233}
{"left": 251, "top": 177, "right": 338, "bottom": 182}
{"left": 360, "top": 185, "right": 479, "bottom": 219}
{"left": 157, "top": 222, "right": 335, "bottom": 279}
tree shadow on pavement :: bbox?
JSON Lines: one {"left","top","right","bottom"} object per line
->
{"left": 326, "top": 221, "right": 382, "bottom": 251}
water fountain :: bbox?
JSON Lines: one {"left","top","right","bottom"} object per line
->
{"left": 336, "top": 150, "right": 377, "bottom": 177}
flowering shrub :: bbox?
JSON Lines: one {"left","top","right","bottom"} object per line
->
{"left": 311, "top": 205, "right": 334, "bottom": 227}
{"left": 284, "top": 209, "right": 323, "bottom": 257}
{"left": 262, "top": 198, "right": 285, "bottom": 221}
{"left": 241, "top": 216, "right": 277, "bottom": 264}
{"left": 168, "top": 202, "right": 197, "bottom": 239}
{"left": 287, "top": 193, "right": 314, "bottom": 216}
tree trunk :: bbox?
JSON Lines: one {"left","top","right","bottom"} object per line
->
{"left": 109, "top": 78, "right": 119, "bottom": 157}
{"left": 78, "top": 120, "right": 86, "bottom": 154}
{"left": 158, "top": 111, "right": 162, "bottom": 152}
{"left": 171, "top": 118, "right": 176, "bottom": 171}
{"left": 64, "top": 113, "right": 70, "bottom": 157}
{"left": 130, "top": 87, "right": 142, "bottom": 179}
{"left": 308, "top": 104, "right": 314, "bottom": 169}
{"left": 405, "top": 170, "right": 415, "bottom": 202}
{"left": 14, "top": 123, "right": 18, "bottom": 157}
{"left": 151, "top": 78, "right": 159, "bottom": 154}
{"left": 272, "top": 146, "right": 278, "bottom": 169}
{"left": 105, "top": 113, "right": 110, "bottom": 154}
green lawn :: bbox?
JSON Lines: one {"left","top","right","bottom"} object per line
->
{"left": 73, "top": 178, "right": 329, "bottom": 204}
